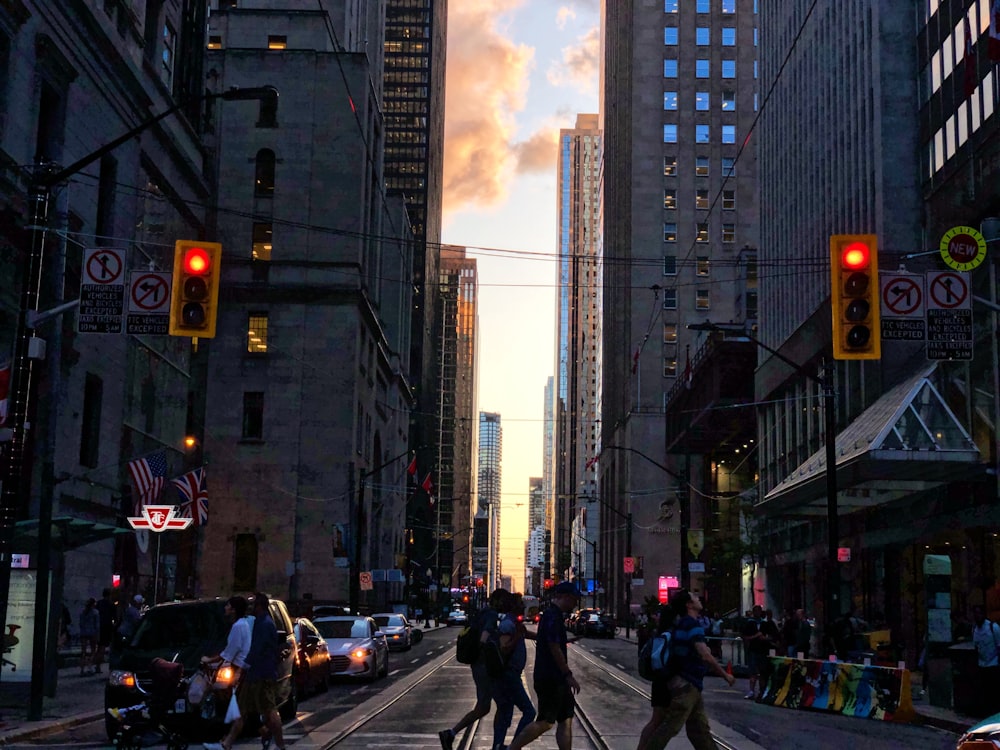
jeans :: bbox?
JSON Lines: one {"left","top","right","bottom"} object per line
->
{"left": 647, "top": 682, "right": 717, "bottom": 750}
{"left": 493, "top": 671, "right": 536, "bottom": 748}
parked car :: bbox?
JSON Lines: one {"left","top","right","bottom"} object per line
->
{"left": 313, "top": 615, "right": 389, "bottom": 681}
{"left": 572, "top": 608, "right": 600, "bottom": 636}
{"left": 581, "top": 612, "right": 616, "bottom": 639}
{"left": 105, "top": 596, "right": 298, "bottom": 740}
{"left": 292, "top": 617, "right": 331, "bottom": 696}
{"left": 446, "top": 609, "right": 468, "bottom": 626}
{"left": 957, "top": 713, "right": 1000, "bottom": 749}
{"left": 372, "top": 613, "right": 412, "bottom": 651}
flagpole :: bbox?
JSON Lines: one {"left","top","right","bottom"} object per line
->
{"left": 153, "top": 533, "right": 161, "bottom": 605}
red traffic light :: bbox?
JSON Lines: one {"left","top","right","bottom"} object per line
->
{"left": 183, "top": 247, "right": 211, "bottom": 275}
{"left": 841, "top": 242, "right": 870, "bottom": 270}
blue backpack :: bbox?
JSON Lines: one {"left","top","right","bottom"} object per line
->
{"left": 638, "top": 630, "right": 673, "bottom": 680}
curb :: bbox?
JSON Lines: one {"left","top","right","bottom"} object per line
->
{"left": 0, "top": 709, "right": 104, "bottom": 743}
{"left": 914, "top": 711, "right": 975, "bottom": 735}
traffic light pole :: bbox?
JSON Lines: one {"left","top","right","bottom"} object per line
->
{"left": 0, "top": 88, "right": 276, "bottom": 719}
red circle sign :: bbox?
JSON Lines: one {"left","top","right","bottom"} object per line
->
{"left": 947, "top": 234, "right": 979, "bottom": 263}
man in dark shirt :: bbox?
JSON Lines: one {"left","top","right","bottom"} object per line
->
{"left": 94, "top": 588, "right": 117, "bottom": 674}
{"left": 740, "top": 605, "right": 769, "bottom": 700}
{"left": 638, "top": 589, "right": 735, "bottom": 750}
{"left": 507, "top": 581, "right": 581, "bottom": 750}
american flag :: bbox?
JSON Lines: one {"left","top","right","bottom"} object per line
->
{"left": 127, "top": 451, "right": 167, "bottom": 513}
{"left": 172, "top": 467, "right": 208, "bottom": 526}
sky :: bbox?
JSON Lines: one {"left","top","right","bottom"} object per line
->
{"left": 440, "top": 0, "right": 600, "bottom": 586}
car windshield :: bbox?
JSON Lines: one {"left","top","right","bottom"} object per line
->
{"left": 131, "top": 603, "right": 228, "bottom": 650}
{"left": 315, "top": 619, "right": 369, "bottom": 639}
{"left": 587, "top": 614, "right": 600, "bottom": 622}
{"left": 374, "top": 615, "right": 404, "bottom": 628}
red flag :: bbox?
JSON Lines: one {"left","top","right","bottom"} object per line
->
{"left": 631, "top": 348, "right": 640, "bottom": 374}
{"left": 421, "top": 473, "right": 433, "bottom": 495}
{"left": 991, "top": 0, "right": 1000, "bottom": 61}
{"left": 407, "top": 456, "right": 418, "bottom": 476}
{"left": 585, "top": 454, "right": 600, "bottom": 471}
{"left": 964, "top": 14, "right": 978, "bottom": 98}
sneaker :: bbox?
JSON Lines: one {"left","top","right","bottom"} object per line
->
{"left": 744, "top": 691, "right": 755, "bottom": 700}
{"left": 438, "top": 729, "right": 455, "bottom": 750}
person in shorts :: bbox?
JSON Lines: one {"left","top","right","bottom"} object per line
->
{"left": 507, "top": 581, "right": 581, "bottom": 750}
{"left": 740, "top": 605, "right": 768, "bottom": 699}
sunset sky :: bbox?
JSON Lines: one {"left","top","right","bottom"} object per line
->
{"left": 441, "top": 0, "right": 600, "bottom": 584}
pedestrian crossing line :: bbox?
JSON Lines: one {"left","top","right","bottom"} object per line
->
{"left": 616, "top": 663, "right": 626, "bottom": 670}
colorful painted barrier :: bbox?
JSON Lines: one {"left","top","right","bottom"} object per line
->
{"left": 760, "top": 656, "right": 916, "bottom": 722}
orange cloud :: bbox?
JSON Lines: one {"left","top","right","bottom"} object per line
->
{"left": 443, "top": 2, "right": 535, "bottom": 214}
{"left": 513, "top": 127, "right": 560, "bottom": 175}
{"left": 556, "top": 7, "right": 577, "bottom": 29}
{"left": 547, "top": 24, "right": 599, "bottom": 93}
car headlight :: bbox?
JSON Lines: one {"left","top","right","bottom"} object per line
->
{"left": 108, "top": 670, "right": 137, "bottom": 688}
{"left": 214, "top": 664, "right": 237, "bottom": 689}
{"left": 352, "top": 648, "right": 373, "bottom": 659}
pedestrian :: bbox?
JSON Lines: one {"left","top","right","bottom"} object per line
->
{"left": 493, "top": 592, "right": 537, "bottom": 750}
{"left": 637, "top": 589, "right": 736, "bottom": 750}
{"left": 794, "top": 608, "right": 812, "bottom": 659}
{"left": 506, "top": 581, "right": 581, "bottom": 750}
{"left": 216, "top": 595, "right": 254, "bottom": 671}
{"left": 781, "top": 610, "right": 798, "bottom": 657}
{"left": 438, "top": 588, "right": 506, "bottom": 750}
{"left": 972, "top": 605, "right": 1000, "bottom": 715}
{"left": 207, "top": 593, "right": 287, "bottom": 750}
{"left": 94, "top": 587, "right": 117, "bottom": 674}
{"left": 78, "top": 597, "right": 99, "bottom": 675}
{"left": 117, "top": 594, "right": 145, "bottom": 645}
{"left": 58, "top": 603, "right": 72, "bottom": 649}
{"left": 740, "top": 605, "right": 767, "bottom": 700}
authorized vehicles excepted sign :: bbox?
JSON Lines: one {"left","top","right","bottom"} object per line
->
{"left": 926, "top": 271, "right": 973, "bottom": 360}
{"left": 880, "top": 272, "right": 926, "bottom": 341}
{"left": 126, "top": 271, "right": 172, "bottom": 335}
{"left": 78, "top": 248, "right": 125, "bottom": 333}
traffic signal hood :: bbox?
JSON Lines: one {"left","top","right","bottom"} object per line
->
{"left": 830, "top": 234, "right": 881, "bottom": 360}
{"left": 169, "top": 240, "right": 222, "bottom": 338}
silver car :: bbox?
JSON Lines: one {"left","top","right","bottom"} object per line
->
{"left": 313, "top": 615, "right": 389, "bottom": 681}
{"left": 372, "top": 613, "right": 412, "bottom": 651}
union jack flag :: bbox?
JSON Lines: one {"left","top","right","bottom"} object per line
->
{"left": 127, "top": 451, "right": 167, "bottom": 513}
{"left": 171, "top": 467, "right": 208, "bottom": 526}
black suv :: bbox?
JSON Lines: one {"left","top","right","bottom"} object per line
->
{"left": 104, "top": 597, "right": 298, "bottom": 739}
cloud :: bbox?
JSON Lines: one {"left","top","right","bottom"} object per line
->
{"left": 443, "top": 2, "right": 535, "bottom": 215}
{"left": 546, "top": 24, "right": 599, "bottom": 94}
{"left": 556, "top": 7, "right": 576, "bottom": 29}
{"left": 513, "top": 128, "right": 560, "bottom": 174}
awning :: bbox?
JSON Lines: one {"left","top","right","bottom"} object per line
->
{"left": 12, "top": 515, "right": 130, "bottom": 552}
{"left": 759, "top": 364, "right": 986, "bottom": 516}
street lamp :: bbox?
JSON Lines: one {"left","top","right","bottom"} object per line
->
{"left": 687, "top": 321, "right": 841, "bottom": 638}
{"left": 0, "top": 86, "right": 277, "bottom": 718}
{"left": 581, "top": 494, "right": 633, "bottom": 638}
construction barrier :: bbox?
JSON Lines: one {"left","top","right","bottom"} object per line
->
{"left": 705, "top": 636, "right": 746, "bottom": 674}
{"left": 760, "top": 656, "right": 916, "bottom": 722}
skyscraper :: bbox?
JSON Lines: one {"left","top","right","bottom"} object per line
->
{"left": 477, "top": 412, "right": 502, "bottom": 589}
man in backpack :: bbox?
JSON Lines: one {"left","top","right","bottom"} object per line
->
{"left": 638, "top": 589, "right": 735, "bottom": 750}
{"left": 973, "top": 605, "right": 1000, "bottom": 715}
{"left": 439, "top": 589, "right": 507, "bottom": 750}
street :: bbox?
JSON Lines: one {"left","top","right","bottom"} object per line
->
{"left": 4, "top": 627, "right": 961, "bottom": 750}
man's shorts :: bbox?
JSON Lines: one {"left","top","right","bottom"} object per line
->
{"left": 746, "top": 651, "right": 763, "bottom": 676}
{"left": 533, "top": 679, "right": 575, "bottom": 724}
{"left": 470, "top": 661, "right": 493, "bottom": 706}
{"left": 237, "top": 678, "right": 278, "bottom": 717}
{"left": 98, "top": 626, "right": 114, "bottom": 648}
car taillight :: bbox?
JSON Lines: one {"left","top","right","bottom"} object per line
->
{"left": 108, "top": 670, "right": 137, "bottom": 688}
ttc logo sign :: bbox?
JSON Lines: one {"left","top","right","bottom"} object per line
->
{"left": 127, "top": 505, "right": 192, "bottom": 532}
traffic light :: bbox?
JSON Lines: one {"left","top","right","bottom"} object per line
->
{"left": 830, "top": 234, "right": 880, "bottom": 360}
{"left": 169, "top": 240, "right": 222, "bottom": 338}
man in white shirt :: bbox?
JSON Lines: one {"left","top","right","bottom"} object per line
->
{"left": 973, "top": 605, "right": 1000, "bottom": 716}
{"left": 219, "top": 596, "right": 253, "bottom": 670}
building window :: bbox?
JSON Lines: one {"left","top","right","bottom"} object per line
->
{"left": 722, "top": 189, "right": 736, "bottom": 210}
{"left": 697, "top": 0, "right": 710, "bottom": 12}
{"left": 722, "top": 223, "right": 736, "bottom": 242}
{"left": 722, "top": 90, "right": 736, "bottom": 110}
{"left": 663, "top": 289, "right": 678, "bottom": 309}
{"left": 665, "top": 0, "right": 678, "bottom": 11}
{"left": 664, "top": 124, "right": 678, "bottom": 143}
{"left": 697, "top": 256, "right": 711, "bottom": 276}
{"left": 696, "top": 289, "right": 711, "bottom": 310}
{"left": 267, "top": 35, "right": 287, "bottom": 50}
{"left": 258, "top": 91, "right": 278, "bottom": 128}
{"left": 242, "top": 392, "right": 264, "bottom": 439}
{"left": 664, "top": 358, "right": 678, "bottom": 378}
{"left": 663, "top": 323, "right": 678, "bottom": 343}
{"left": 664, "top": 27, "right": 678, "bottom": 45}
{"left": 252, "top": 222, "right": 273, "bottom": 260}
{"left": 696, "top": 189, "right": 709, "bottom": 209}
{"left": 248, "top": 313, "right": 269, "bottom": 353}
{"left": 664, "top": 189, "right": 677, "bottom": 210}
{"left": 664, "top": 91, "right": 678, "bottom": 110}
{"left": 664, "top": 59, "right": 678, "bottom": 78}
{"left": 79, "top": 373, "right": 102, "bottom": 468}
{"left": 722, "top": 157, "right": 736, "bottom": 177}
{"left": 696, "top": 124, "right": 710, "bottom": 143}
{"left": 746, "top": 290, "right": 758, "bottom": 319}
{"left": 722, "top": 28, "right": 736, "bottom": 46}
{"left": 255, "top": 149, "right": 276, "bottom": 195}
{"left": 664, "top": 156, "right": 677, "bottom": 176}
{"left": 233, "top": 534, "right": 259, "bottom": 592}
{"left": 694, "top": 92, "right": 711, "bottom": 112}
{"left": 663, "top": 254, "right": 678, "bottom": 275}
{"left": 722, "top": 125, "right": 736, "bottom": 143}
{"left": 696, "top": 223, "right": 709, "bottom": 242}
{"left": 696, "top": 156, "right": 709, "bottom": 176}
{"left": 722, "top": 0, "right": 736, "bottom": 12}
{"left": 207, "top": 35, "right": 222, "bottom": 49}
{"left": 664, "top": 223, "right": 677, "bottom": 243}
{"left": 696, "top": 59, "right": 710, "bottom": 78}
{"left": 161, "top": 22, "right": 175, "bottom": 83}
{"left": 722, "top": 60, "right": 736, "bottom": 78}
{"left": 696, "top": 27, "right": 710, "bottom": 45}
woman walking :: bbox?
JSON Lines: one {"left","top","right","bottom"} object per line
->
{"left": 79, "top": 597, "right": 100, "bottom": 676}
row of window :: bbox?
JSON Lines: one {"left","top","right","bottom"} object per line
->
{"left": 665, "top": 90, "right": 737, "bottom": 110}
{"left": 664, "top": 155, "right": 737, "bottom": 177}
{"left": 919, "top": 0, "right": 992, "bottom": 104}
{"left": 663, "top": 123, "right": 739, "bottom": 144}
{"left": 925, "top": 69, "right": 996, "bottom": 178}
{"left": 663, "top": 255, "right": 713, "bottom": 275}
{"left": 663, "top": 223, "right": 737, "bottom": 242}
{"left": 660, "top": 288, "right": 712, "bottom": 310}
{"left": 665, "top": 0, "right": 739, "bottom": 13}
{"left": 665, "top": 188, "right": 737, "bottom": 210}
{"left": 664, "top": 26, "right": 741, "bottom": 45}
{"left": 664, "top": 59, "right": 741, "bottom": 78}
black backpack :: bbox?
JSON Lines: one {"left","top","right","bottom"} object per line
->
{"left": 456, "top": 609, "right": 484, "bottom": 664}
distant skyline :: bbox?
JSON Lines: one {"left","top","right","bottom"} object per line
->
{"left": 441, "top": 1, "right": 599, "bottom": 585}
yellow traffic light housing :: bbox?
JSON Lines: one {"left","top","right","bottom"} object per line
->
{"left": 830, "top": 234, "right": 880, "bottom": 360}
{"left": 169, "top": 240, "right": 222, "bottom": 338}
